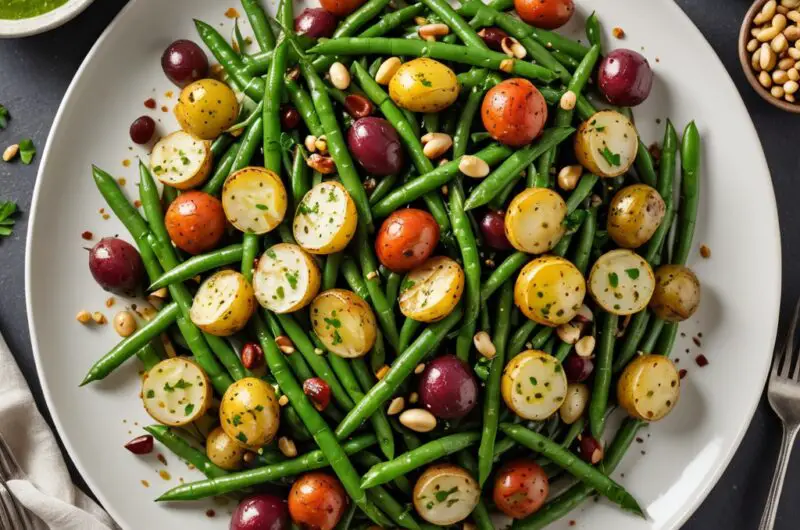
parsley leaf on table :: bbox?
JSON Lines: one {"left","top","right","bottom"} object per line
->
{"left": 0, "top": 201, "right": 18, "bottom": 238}
{"left": 0, "top": 105, "right": 8, "bottom": 130}
{"left": 18, "top": 139, "right": 35, "bottom": 164}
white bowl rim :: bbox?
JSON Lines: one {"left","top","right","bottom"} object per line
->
{"left": 0, "top": 0, "right": 96, "bottom": 38}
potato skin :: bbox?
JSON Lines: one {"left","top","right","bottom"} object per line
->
{"left": 375, "top": 209, "right": 440, "bottom": 272}
{"left": 175, "top": 79, "right": 239, "bottom": 139}
{"left": 206, "top": 426, "right": 246, "bottom": 470}
{"left": 190, "top": 270, "right": 256, "bottom": 336}
{"left": 389, "top": 58, "right": 460, "bottom": 113}
{"left": 165, "top": 191, "right": 226, "bottom": 255}
{"left": 607, "top": 184, "right": 666, "bottom": 248}
{"left": 399, "top": 256, "right": 465, "bottom": 322}
{"left": 504, "top": 188, "right": 567, "bottom": 255}
{"left": 649, "top": 265, "right": 701, "bottom": 322}
{"left": 220, "top": 378, "right": 281, "bottom": 449}
{"left": 481, "top": 79, "right": 547, "bottom": 147}
{"left": 617, "top": 354, "right": 680, "bottom": 421}
{"left": 514, "top": 256, "right": 585, "bottom": 326}
{"left": 288, "top": 472, "right": 347, "bottom": 530}
{"left": 311, "top": 289, "right": 377, "bottom": 357}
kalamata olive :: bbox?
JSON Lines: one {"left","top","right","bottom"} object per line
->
{"left": 241, "top": 342, "right": 264, "bottom": 370}
{"left": 344, "top": 94, "right": 374, "bottom": 119}
{"left": 294, "top": 8, "right": 338, "bottom": 39}
{"left": 231, "top": 493, "right": 290, "bottom": 530}
{"left": 563, "top": 354, "right": 594, "bottom": 383}
{"left": 418, "top": 355, "right": 479, "bottom": 419}
{"left": 88, "top": 237, "right": 145, "bottom": 295}
{"left": 161, "top": 39, "right": 209, "bottom": 87}
{"left": 477, "top": 27, "right": 510, "bottom": 51}
{"left": 303, "top": 377, "right": 331, "bottom": 411}
{"left": 480, "top": 210, "right": 512, "bottom": 250}
{"left": 280, "top": 105, "right": 300, "bottom": 130}
{"left": 346, "top": 117, "right": 404, "bottom": 176}
{"left": 375, "top": 209, "right": 439, "bottom": 272}
{"left": 288, "top": 472, "right": 347, "bottom": 530}
{"left": 578, "top": 435, "right": 604, "bottom": 465}
{"left": 597, "top": 49, "right": 654, "bottom": 107}
{"left": 124, "top": 435, "right": 153, "bottom": 455}
{"left": 129, "top": 116, "right": 156, "bottom": 144}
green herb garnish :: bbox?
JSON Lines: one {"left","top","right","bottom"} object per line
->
{"left": 598, "top": 146, "right": 620, "bottom": 166}
{"left": 608, "top": 272, "right": 619, "bottom": 288}
{"left": 625, "top": 268, "right": 640, "bottom": 280}
{"left": 0, "top": 201, "right": 17, "bottom": 238}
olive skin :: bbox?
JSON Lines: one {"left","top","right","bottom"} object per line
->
{"left": 597, "top": 49, "right": 655, "bottom": 107}
{"left": 161, "top": 39, "right": 208, "bottom": 86}
{"left": 346, "top": 117, "right": 404, "bottom": 176}
{"left": 88, "top": 237, "right": 145, "bottom": 295}
{"left": 418, "top": 355, "right": 479, "bottom": 419}
{"left": 230, "top": 494, "right": 290, "bottom": 530}
{"left": 294, "top": 8, "right": 338, "bottom": 39}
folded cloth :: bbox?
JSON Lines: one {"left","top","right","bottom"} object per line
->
{"left": 0, "top": 332, "right": 117, "bottom": 529}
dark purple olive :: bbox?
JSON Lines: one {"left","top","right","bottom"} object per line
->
{"left": 346, "top": 117, "right": 404, "bottom": 176}
{"left": 563, "top": 354, "right": 594, "bottom": 383}
{"left": 88, "top": 237, "right": 145, "bottom": 296}
{"left": 280, "top": 105, "right": 300, "bottom": 130}
{"left": 480, "top": 210, "right": 512, "bottom": 250}
{"left": 230, "top": 494, "right": 290, "bottom": 530}
{"left": 419, "top": 354, "right": 479, "bottom": 419}
{"left": 478, "top": 27, "right": 510, "bottom": 52}
{"left": 597, "top": 49, "right": 654, "bottom": 107}
{"left": 129, "top": 116, "right": 156, "bottom": 144}
{"left": 161, "top": 39, "right": 209, "bottom": 87}
{"left": 578, "top": 435, "right": 604, "bottom": 465}
{"left": 294, "top": 8, "right": 338, "bottom": 39}
{"left": 124, "top": 435, "right": 153, "bottom": 455}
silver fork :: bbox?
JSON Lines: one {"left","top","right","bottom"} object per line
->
{"left": 760, "top": 296, "right": 800, "bottom": 530}
{"left": 0, "top": 434, "right": 36, "bottom": 530}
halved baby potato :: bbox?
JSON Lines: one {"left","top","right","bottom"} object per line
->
{"left": 505, "top": 188, "right": 567, "bottom": 254}
{"left": 253, "top": 243, "right": 321, "bottom": 314}
{"left": 413, "top": 464, "right": 480, "bottom": 526}
{"left": 222, "top": 167, "right": 288, "bottom": 235}
{"left": 141, "top": 357, "right": 212, "bottom": 427}
{"left": 607, "top": 184, "right": 666, "bottom": 249}
{"left": 311, "top": 289, "right": 377, "bottom": 358}
{"left": 399, "top": 256, "right": 464, "bottom": 323}
{"left": 617, "top": 354, "right": 680, "bottom": 421}
{"left": 190, "top": 270, "right": 256, "bottom": 336}
{"left": 588, "top": 249, "right": 655, "bottom": 315}
{"left": 206, "top": 426, "right": 246, "bottom": 470}
{"left": 220, "top": 377, "right": 281, "bottom": 449}
{"left": 150, "top": 131, "right": 212, "bottom": 190}
{"left": 649, "top": 264, "right": 701, "bottom": 322}
{"left": 575, "top": 110, "right": 638, "bottom": 178}
{"left": 514, "top": 255, "right": 586, "bottom": 327}
{"left": 293, "top": 181, "right": 357, "bottom": 254}
{"left": 501, "top": 349, "right": 567, "bottom": 421}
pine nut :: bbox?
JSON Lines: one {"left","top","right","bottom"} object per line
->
{"left": 557, "top": 165, "right": 582, "bottom": 191}
{"left": 76, "top": 310, "right": 92, "bottom": 324}
{"left": 2, "top": 144, "right": 18, "bottom": 162}
{"left": 473, "top": 331, "right": 497, "bottom": 359}
{"left": 785, "top": 25, "right": 800, "bottom": 41}
{"left": 773, "top": 32, "right": 790, "bottom": 52}
{"left": 329, "top": 62, "right": 351, "bottom": 90}
{"left": 278, "top": 395, "right": 289, "bottom": 407}
{"left": 789, "top": 9, "right": 800, "bottom": 22}
{"left": 574, "top": 304, "right": 594, "bottom": 323}
{"left": 559, "top": 90, "right": 577, "bottom": 111}
{"left": 375, "top": 57, "right": 402, "bottom": 85}
{"left": 304, "top": 135, "right": 317, "bottom": 153}
{"left": 559, "top": 383, "right": 590, "bottom": 424}
{"left": 275, "top": 335, "right": 295, "bottom": 354}
{"left": 113, "top": 310, "right": 137, "bottom": 337}
{"left": 314, "top": 135, "right": 328, "bottom": 154}
{"left": 414, "top": 16, "right": 428, "bottom": 25}
{"left": 575, "top": 335, "right": 596, "bottom": 357}
{"left": 376, "top": 364, "right": 390, "bottom": 380}
{"left": 760, "top": 70, "right": 774, "bottom": 87}
{"left": 458, "top": 155, "right": 490, "bottom": 178}
{"left": 278, "top": 437, "right": 297, "bottom": 458}
{"left": 92, "top": 311, "right": 107, "bottom": 325}
{"left": 753, "top": 48, "right": 763, "bottom": 71}
{"left": 786, "top": 92, "right": 797, "bottom": 101}
{"left": 772, "top": 84, "right": 786, "bottom": 97}
{"left": 761, "top": 43, "right": 777, "bottom": 70}
{"left": 747, "top": 38, "right": 760, "bottom": 52}
{"left": 307, "top": 153, "right": 336, "bottom": 174}
{"left": 399, "top": 408, "right": 437, "bottom": 432}
{"left": 314, "top": 348, "right": 324, "bottom": 355}
{"left": 752, "top": 27, "right": 762, "bottom": 38}
{"left": 414, "top": 363, "right": 426, "bottom": 374}
{"left": 409, "top": 391, "right": 419, "bottom": 404}
{"left": 387, "top": 397, "right": 405, "bottom": 415}
{"left": 755, "top": 0, "right": 777, "bottom": 24}
{"left": 785, "top": 79, "right": 799, "bottom": 93}
{"left": 421, "top": 132, "right": 452, "bottom": 159}
{"left": 500, "top": 37, "right": 527, "bottom": 59}
{"left": 774, "top": 69, "right": 790, "bottom": 83}
{"left": 418, "top": 23, "right": 449, "bottom": 40}
{"left": 779, "top": 57, "right": 796, "bottom": 70}
{"left": 789, "top": 67, "right": 800, "bottom": 80}
{"left": 779, "top": 4, "right": 790, "bottom": 13}
{"left": 556, "top": 322, "right": 582, "bottom": 345}
{"left": 500, "top": 58, "right": 514, "bottom": 73}
{"left": 759, "top": 14, "right": 788, "bottom": 41}
{"left": 783, "top": 0, "right": 800, "bottom": 9}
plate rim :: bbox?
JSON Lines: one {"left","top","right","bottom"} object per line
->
{"left": 0, "top": 0, "right": 96, "bottom": 38}
{"left": 23, "top": 0, "right": 782, "bottom": 528}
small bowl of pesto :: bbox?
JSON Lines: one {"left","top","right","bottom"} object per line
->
{"left": 0, "top": 0, "right": 96, "bottom": 38}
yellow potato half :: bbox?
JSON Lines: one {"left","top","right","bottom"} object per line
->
{"left": 399, "top": 256, "right": 465, "bottom": 322}
{"left": 311, "top": 289, "right": 377, "bottom": 358}
{"left": 190, "top": 270, "right": 256, "bottom": 336}
{"left": 505, "top": 187, "right": 567, "bottom": 254}
{"left": 514, "top": 255, "right": 586, "bottom": 327}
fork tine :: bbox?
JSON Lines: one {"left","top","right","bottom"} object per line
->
{"left": 777, "top": 296, "right": 800, "bottom": 378}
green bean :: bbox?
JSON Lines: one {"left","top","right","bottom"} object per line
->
{"left": 263, "top": 39, "right": 290, "bottom": 172}
{"left": 334, "top": 501, "right": 358, "bottom": 530}
{"left": 241, "top": 234, "right": 259, "bottom": 284}
{"left": 161, "top": 185, "right": 179, "bottom": 213}
{"left": 200, "top": 140, "right": 240, "bottom": 196}
{"left": 453, "top": 78, "right": 488, "bottom": 158}
{"left": 454, "top": 452, "right": 494, "bottom": 530}
{"left": 369, "top": 172, "right": 399, "bottom": 206}
{"left": 565, "top": 174, "right": 599, "bottom": 214}
{"left": 508, "top": 320, "right": 538, "bottom": 359}
{"left": 195, "top": 20, "right": 262, "bottom": 100}
{"left": 585, "top": 11, "right": 603, "bottom": 52}
{"left": 81, "top": 302, "right": 180, "bottom": 385}
{"left": 635, "top": 140, "right": 658, "bottom": 188}
{"left": 385, "top": 271, "right": 402, "bottom": 308}
{"left": 499, "top": 423, "right": 643, "bottom": 516}
{"left": 360, "top": 432, "right": 480, "bottom": 488}
{"left": 372, "top": 143, "right": 513, "bottom": 217}
{"left": 210, "top": 134, "right": 234, "bottom": 159}
{"left": 589, "top": 313, "right": 618, "bottom": 438}
{"left": 367, "top": 485, "right": 420, "bottom": 530}
{"left": 300, "top": 61, "right": 373, "bottom": 231}
{"left": 478, "top": 281, "right": 512, "bottom": 485}
{"left": 158, "top": 429, "right": 378, "bottom": 501}
{"left": 286, "top": 78, "right": 324, "bottom": 137}
{"left": 144, "top": 425, "right": 227, "bottom": 479}
{"left": 530, "top": 326, "right": 554, "bottom": 349}
{"left": 149, "top": 244, "right": 244, "bottom": 290}
{"left": 264, "top": 312, "right": 315, "bottom": 383}
{"left": 390, "top": 417, "right": 422, "bottom": 451}
{"left": 488, "top": 174, "right": 521, "bottom": 211}
{"left": 571, "top": 205, "right": 597, "bottom": 275}
{"left": 399, "top": 317, "right": 422, "bottom": 353}
{"left": 655, "top": 321, "right": 679, "bottom": 356}
{"left": 355, "top": 223, "right": 401, "bottom": 351}
{"left": 551, "top": 232, "right": 574, "bottom": 258}
{"left": 673, "top": 121, "right": 700, "bottom": 266}
{"left": 423, "top": 112, "right": 440, "bottom": 134}
{"left": 290, "top": 144, "right": 312, "bottom": 205}
{"left": 351, "top": 358, "right": 395, "bottom": 460}
{"left": 340, "top": 255, "right": 371, "bottom": 302}
{"left": 135, "top": 343, "right": 162, "bottom": 371}
{"left": 241, "top": 0, "right": 276, "bottom": 51}
{"left": 251, "top": 314, "right": 391, "bottom": 527}
{"left": 421, "top": 0, "right": 488, "bottom": 49}
{"left": 275, "top": 313, "right": 354, "bottom": 410}
{"left": 335, "top": 306, "right": 463, "bottom": 439}
{"left": 638, "top": 316, "right": 666, "bottom": 354}
{"left": 612, "top": 310, "right": 651, "bottom": 373}
{"left": 480, "top": 251, "right": 527, "bottom": 302}
{"left": 370, "top": 328, "right": 387, "bottom": 374}
{"left": 283, "top": 404, "right": 312, "bottom": 441}
{"left": 353, "top": 450, "right": 412, "bottom": 494}
{"left": 464, "top": 127, "right": 575, "bottom": 210}
{"left": 644, "top": 121, "right": 678, "bottom": 264}
{"left": 513, "top": 419, "right": 645, "bottom": 529}
{"left": 322, "top": 253, "right": 343, "bottom": 291}
{"left": 232, "top": 115, "right": 265, "bottom": 173}
{"left": 309, "top": 38, "right": 558, "bottom": 82}
{"left": 450, "top": 184, "right": 481, "bottom": 362}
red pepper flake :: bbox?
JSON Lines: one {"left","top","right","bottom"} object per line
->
{"left": 693, "top": 336, "right": 702, "bottom": 347}
{"left": 205, "top": 509, "right": 216, "bottom": 518}
{"left": 568, "top": 522, "right": 576, "bottom": 527}
{"left": 158, "top": 470, "right": 171, "bottom": 480}
{"left": 157, "top": 453, "right": 168, "bottom": 466}
{"left": 144, "top": 98, "right": 156, "bottom": 109}
{"left": 141, "top": 480, "right": 149, "bottom": 488}
{"left": 636, "top": 437, "right": 644, "bottom": 443}
{"left": 679, "top": 369, "right": 688, "bottom": 379}
{"left": 134, "top": 200, "right": 142, "bottom": 208}
{"left": 695, "top": 354, "right": 709, "bottom": 367}
{"left": 161, "top": 105, "right": 169, "bottom": 113}
{"left": 81, "top": 231, "right": 93, "bottom": 240}
{"left": 164, "top": 90, "right": 173, "bottom": 99}
{"left": 224, "top": 7, "right": 239, "bottom": 18}
{"left": 612, "top": 27, "right": 625, "bottom": 39}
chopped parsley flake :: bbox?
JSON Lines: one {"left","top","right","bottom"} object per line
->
{"left": 145, "top": 389, "right": 155, "bottom": 399}
{"left": 255, "top": 203, "right": 268, "bottom": 211}
{"left": 232, "top": 414, "right": 242, "bottom": 426}
{"left": 434, "top": 487, "right": 458, "bottom": 503}
{"left": 266, "top": 248, "right": 277, "bottom": 259}
{"left": 236, "top": 432, "right": 248, "bottom": 443}
{"left": 324, "top": 316, "right": 342, "bottom": 328}
{"left": 608, "top": 272, "right": 619, "bottom": 288}
{"left": 599, "top": 146, "right": 621, "bottom": 166}
{"left": 19, "top": 139, "right": 35, "bottom": 164}
{"left": 285, "top": 270, "right": 299, "bottom": 289}
{"left": 625, "top": 268, "right": 640, "bottom": 279}
{"left": 0, "top": 105, "right": 8, "bottom": 129}
{"left": 184, "top": 403, "right": 195, "bottom": 416}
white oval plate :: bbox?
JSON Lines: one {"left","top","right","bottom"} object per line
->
{"left": 26, "top": 0, "right": 780, "bottom": 528}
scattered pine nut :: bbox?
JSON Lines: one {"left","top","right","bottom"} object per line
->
{"left": 113, "top": 311, "right": 137, "bottom": 337}
{"left": 278, "top": 395, "right": 290, "bottom": 407}
{"left": 76, "top": 310, "right": 92, "bottom": 324}
{"left": 366, "top": 270, "right": 379, "bottom": 281}
{"left": 399, "top": 408, "right": 437, "bottom": 432}
{"left": 458, "top": 155, "right": 490, "bottom": 178}
{"left": 314, "top": 347, "right": 324, "bottom": 355}
{"left": 304, "top": 135, "right": 318, "bottom": 153}
{"left": 387, "top": 397, "right": 405, "bottom": 415}
{"left": 612, "top": 27, "right": 625, "bottom": 39}
{"left": 575, "top": 336, "right": 596, "bottom": 357}
{"left": 92, "top": 311, "right": 107, "bottom": 325}
{"left": 414, "top": 363, "right": 426, "bottom": 375}
{"left": 473, "top": 331, "right": 497, "bottom": 359}
{"left": 2, "top": 144, "right": 19, "bottom": 162}
{"left": 329, "top": 62, "right": 351, "bottom": 90}
{"left": 559, "top": 90, "right": 577, "bottom": 111}
{"left": 418, "top": 23, "right": 449, "bottom": 41}
{"left": 409, "top": 392, "right": 419, "bottom": 404}
{"left": 557, "top": 165, "right": 582, "bottom": 191}
{"left": 375, "top": 57, "right": 402, "bottom": 85}
{"left": 275, "top": 336, "right": 295, "bottom": 354}
{"left": 278, "top": 437, "right": 297, "bottom": 458}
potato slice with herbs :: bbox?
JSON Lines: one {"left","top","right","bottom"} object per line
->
{"left": 649, "top": 264, "right": 701, "bottom": 322}
{"left": 222, "top": 167, "right": 288, "bottom": 235}
{"left": 220, "top": 377, "right": 281, "bottom": 449}
{"left": 206, "top": 426, "right": 246, "bottom": 470}
{"left": 501, "top": 349, "right": 568, "bottom": 421}
{"left": 514, "top": 255, "right": 586, "bottom": 327}
{"left": 253, "top": 243, "right": 321, "bottom": 314}
{"left": 141, "top": 358, "right": 212, "bottom": 427}
{"left": 574, "top": 110, "right": 638, "bottom": 177}
{"left": 608, "top": 184, "right": 666, "bottom": 248}
{"left": 504, "top": 188, "right": 567, "bottom": 254}
{"left": 413, "top": 464, "right": 480, "bottom": 526}
{"left": 150, "top": 131, "right": 211, "bottom": 190}
{"left": 588, "top": 249, "right": 655, "bottom": 315}
{"left": 399, "top": 256, "right": 465, "bottom": 322}
{"left": 617, "top": 354, "right": 680, "bottom": 421}
{"left": 190, "top": 270, "right": 256, "bottom": 336}
{"left": 311, "top": 289, "right": 377, "bottom": 358}
{"left": 293, "top": 181, "right": 358, "bottom": 255}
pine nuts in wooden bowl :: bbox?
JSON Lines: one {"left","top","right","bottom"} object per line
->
{"left": 740, "top": 0, "right": 800, "bottom": 112}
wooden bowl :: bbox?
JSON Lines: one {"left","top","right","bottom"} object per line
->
{"left": 739, "top": 0, "right": 800, "bottom": 113}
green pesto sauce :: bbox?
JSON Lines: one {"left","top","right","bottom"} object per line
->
{"left": 0, "top": 0, "right": 69, "bottom": 20}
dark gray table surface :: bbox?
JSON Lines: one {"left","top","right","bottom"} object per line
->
{"left": 1, "top": 0, "right": 798, "bottom": 528}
